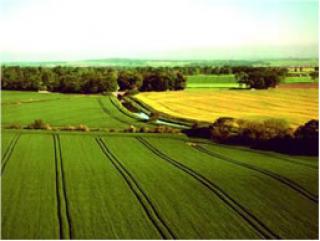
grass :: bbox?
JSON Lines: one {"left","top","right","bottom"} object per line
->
{"left": 58, "top": 134, "right": 160, "bottom": 239}
{"left": 2, "top": 90, "right": 68, "bottom": 104}
{"left": 135, "top": 88, "right": 318, "bottom": 127}
{"left": 284, "top": 76, "right": 317, "bottom": 83}
{"left": 2, "top": 134, "right": 59, "bottom": 239}
{"left": 198, "top": 142, "right": 318, "bottom": 194}
{"left": 1, "top": 131, "right": 318, "bottom": 239}
{"left": 186, "top": 74, "right": 240, "bottom": 88}
{"left": 143, "top": 136, "right": 318, "bottom": 238}
{"left": 186, "top": 74, "right": 316, "bottom": 89}
{"left": 99, "top": 136, "right": 261, "bottom": 239}
{"left": 2, "top": 91, "right": 148, "bottom": 129}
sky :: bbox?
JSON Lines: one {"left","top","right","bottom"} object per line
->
{"left": 0, "top": 0, "right": 318, "bottom": 61}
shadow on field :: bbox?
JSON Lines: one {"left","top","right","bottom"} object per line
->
{"left": 183, "top": 118, "right": 319, "bottom": 156}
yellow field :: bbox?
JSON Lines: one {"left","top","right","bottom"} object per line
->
{"left": 136, "top": 88, "right": 319, "bottom": 127}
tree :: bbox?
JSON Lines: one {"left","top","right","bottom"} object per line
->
{"left": 309, "top": 71, "right": 319, "bottom": 82}
{"left": 117, "top": 71, "right": 143, "bottom": 91}
{"left": 235, "top": 72, "right": 249, "bottom": 88}
{"left": 235, "top": 68, "right": 285, "bottom": 89}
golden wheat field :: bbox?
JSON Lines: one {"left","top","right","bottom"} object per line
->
{"left": 136, "top": 88, "right": 319, "bottom": 127}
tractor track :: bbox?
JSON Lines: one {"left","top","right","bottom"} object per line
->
{"left": 193, "top": 145, "right": 318, "bottom": 203}
{"left": 136, "top": 136, "right": 280, "bottom": 239}
{"left": 53, "top": 134, "right": 73, "bottom": 239}
{"left": 199, "top": 142, "right": 317, "bottom": 170}
{"left": 96, "top": 137, "right": 176, "bottom": 239}
{"left": 176, "top": 137, "right": 317, "bottom": 169}
{"left": 1, "top": 134, "right": 21, "bottom": 175}
{"left": 158, "top": 136, "right": 317, "bottom": 169}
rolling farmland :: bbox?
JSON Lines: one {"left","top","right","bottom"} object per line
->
{"left": 1, "top": 131, "right": 318, "bottom": 239}
{"left": 1, "top": 90, "right": 319, "bottom": 239}
{"left": 135, "top": 87, "right": 318, "bottom": 126}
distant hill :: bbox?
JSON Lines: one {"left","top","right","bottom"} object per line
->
{"left": 1, "top": 58, "right": 318, "bottom": 67}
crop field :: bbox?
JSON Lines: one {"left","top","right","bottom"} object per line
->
{"left": 136, "top": 87, "right": 318, "bottom": 126}
{"left": 284, "top": 76, "right": 316, "bottom": 83}
{"left": 2, "top": 91, "right": 148, "bottom": 129}
{"left": 186, "top": 74, "right": 316, "bottom": 89}
{"left": 1, "top": 90, "right": 319, "bottom": 239}
{"left": 1, "top": 131, "right": 318, "bottom": 239}
{"left": 186, "top": 75, "right": 240, "bottom": 88}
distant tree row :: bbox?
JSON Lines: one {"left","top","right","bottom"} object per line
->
{"left": 117, "top": 69, "right": 186, "bottom": 91}
{"left": 1, "top": 66, "right": 186, "bottom": 93}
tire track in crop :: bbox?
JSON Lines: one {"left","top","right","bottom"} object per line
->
{"left": 2, "top": 97, "right": 69, "bottom": 105}
{"left": 1, "top": 134, "right": 21, "bottom": 175}
{"left": 136, "top": 137, "right": 280, "bottom": 239}
{"left": 196, "top": 142, "right": 317, "bottom": 170}
{"left": 164, "top": 136, "right": 316, "bottom": 169}
{"left": 1, "top": 135, "right": 17, "bottom": 162}
{"left": 53, "top": 134, "right": 72, "bottom": 239}
{"left": 95, "top": 137, "right": 176, "bottom": 239}
{"left": 97, "top": 98, "right": 132, "bottom": 126}
{"left": 242, "top": 149, "right": 317, "bottom": 169}
{"left": 193, "top": 145, "right": 318, "bottom": 203}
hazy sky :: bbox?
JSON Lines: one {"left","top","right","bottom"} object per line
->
{"left": 0, "top": 0, "right": 318, "bottom": 61}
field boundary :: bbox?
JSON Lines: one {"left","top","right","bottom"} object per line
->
{"left": 96, "top": 137, "right": 176, "bottom": 239}
{"left": 97, "top": 98, "right": 132, "bottom": 126}
{"left": 193, "top": 145, "right": 318, "bottom": 203}
{"left": 136, "top": 137, "right": 279, "bottom": 239}
{"left": 129, "top": 96, "right": 201, "bottom": 127}
{"left": 1, "top": 134, "right": 21, "bottom": 175}
{"left": 109, "top": 96, "right": 142, "bottom": 121}
{"left": 53, "top": 134, "right": 72, "bottom": 239}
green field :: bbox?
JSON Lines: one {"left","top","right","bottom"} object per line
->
{"left": 2, "top": 91, "right": 148, "bottom": 129}
{"left": 1, "top": 90, "right": 318, "bottom": 239}
{"left": 284, "top": 76, "right": 317, "bottom": 83}
{"left": 1, "top": 131, "right": 318, "bottom": 239}
{"left": 187, "top": 75, "right": 240, "bottom": 88}
{"left": 186, "top": 74, "right": 316, "bottom": 89}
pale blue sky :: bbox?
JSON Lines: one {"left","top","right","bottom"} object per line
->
{"left": 0, "top": 0, "right": 318, "bottom": 61}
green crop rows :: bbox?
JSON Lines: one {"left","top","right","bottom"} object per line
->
{"left": 1, "top": 131, "right": 318, "bottom": 239}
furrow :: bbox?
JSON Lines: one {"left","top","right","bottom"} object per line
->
{"left": 2, "top": 134, "right": 17, "bottom": 163}
{"left": 96, "top": 137, "right": 176, "bottom": 239}
{"left": 247, "top": 151, "right": 317, "bottom": 169}
{"left": 54, "top": 134, "right": 72, "bottom": 239}
{"left": 194, "top": 145, "right": 318, "bottom": 203}
{"left": 1, "top": 134, "right": 21, "bottom": 175}
{"left": 136, "top": 136, "right": 280, "bottom": 240}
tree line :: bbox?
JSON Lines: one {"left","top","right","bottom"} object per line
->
{"left": 2, "top": 65, "right": 317, "bottom": 92}
{"left": 1, "top": 66, "right": 186, "bottom": 93}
